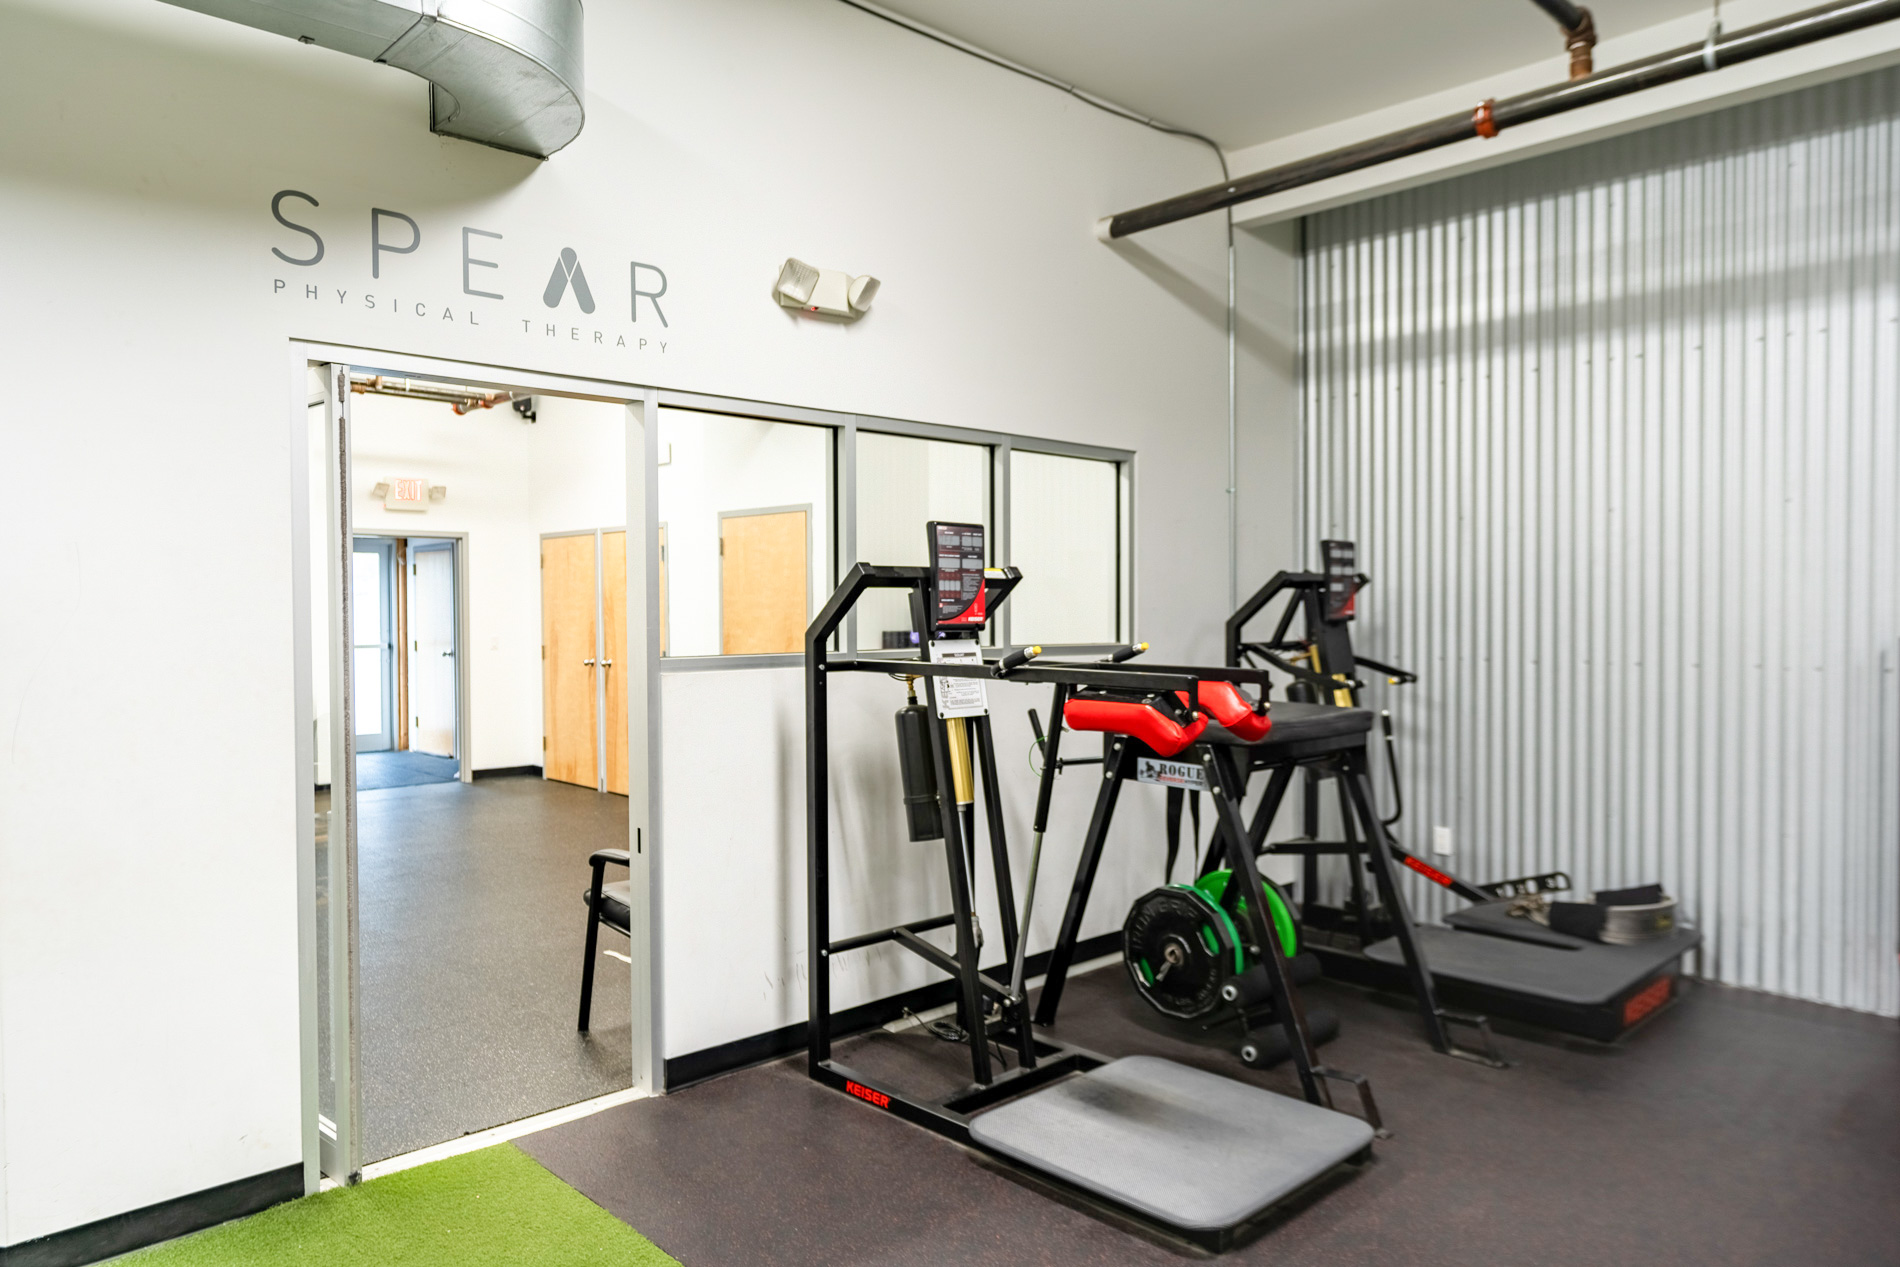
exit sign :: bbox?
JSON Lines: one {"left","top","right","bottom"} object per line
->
{"left": 385, "top": 477, "right": 429, "bottom": 511}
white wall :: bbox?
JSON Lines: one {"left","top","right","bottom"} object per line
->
{"left": 0, "top": 0, "right": 1232, "bottom": 1244}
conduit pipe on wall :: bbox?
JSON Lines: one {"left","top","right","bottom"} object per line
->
{"left": 159, "top": 0, "right": 585, "bottom": 158}
{"left": 1098, "top": 0, "right": 1900, "bottom": 240}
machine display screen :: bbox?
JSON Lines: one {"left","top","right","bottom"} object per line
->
{"left": 1322, "top": 539, "right": 1358, "bottom": 622}
{"left": 929, "top": 521, "right": 987, "bottom": 629}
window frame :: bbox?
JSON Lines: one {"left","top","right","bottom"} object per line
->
{"left": 651, "top": 389, "right": 1133, "bottom": 670}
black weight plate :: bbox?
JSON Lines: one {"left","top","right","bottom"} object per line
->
{"left": 1123, "top": 887, "right": 1235, "bottom": 1020}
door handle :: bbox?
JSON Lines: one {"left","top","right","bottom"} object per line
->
{"left": 441, "top": 650, "right": 454, "bottom": 656}
{"left": 583, "top": 658, "right": 596, "bottom": 666}
{"left": 600, "top": 659, "right": 613, "bottom": 668}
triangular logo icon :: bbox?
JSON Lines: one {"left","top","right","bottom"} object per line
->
{"left": 543, "top": 247, "right": 596, "bottom": 313}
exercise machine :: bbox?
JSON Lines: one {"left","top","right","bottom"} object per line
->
{"left": 1025, "top": 668, "right": 1343, "bottom": 1071}
{"left": 1226, "top": 541, "right": 1702, "bottom": 1043}
{"left": 806, "top": 524, "right": 1376, "bottom": 1249}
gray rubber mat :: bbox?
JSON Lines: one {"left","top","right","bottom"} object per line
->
{"left": 1366, "top": 924, "right": 1701, "bottom": 1005}
{"left": 969, "top": 1055, "right": 1373, "bottom": 1232}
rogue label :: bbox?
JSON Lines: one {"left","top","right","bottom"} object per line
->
{"left": 1135, "top": 757, "right": 1206, "bottom": 790}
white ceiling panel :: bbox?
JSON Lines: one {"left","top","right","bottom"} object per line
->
{"left": 861, "top": 0, "right": 1714, "bottom": 148}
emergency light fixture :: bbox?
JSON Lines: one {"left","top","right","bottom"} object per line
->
{"left": 775, "top": 257, "right": 879, "bottom": 320}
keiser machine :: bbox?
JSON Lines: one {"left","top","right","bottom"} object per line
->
{"left": 806, "top": 524, "right": 1377, "bottom": 1250}
{"left": 1225, "top": 541, "right": 1703, "bottom": 1044}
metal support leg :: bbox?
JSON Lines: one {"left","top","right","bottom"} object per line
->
{"left": 1243, "top": 763, "right": 1299, "bottom": 857}
{"left": 1338, "top": 753, "right": 1490, "bottom": 1062}
{"left": 1206, "top": 747, "right": 1330, "bottom": 1108}
{"left": 1336, "top": 775, "right": 1374, "bottom": 937}
{"left": 578, "top": 857, "right": 606, "bottom": 1031}
{"left": 939, "top": 817, "right": 993, "bottom": 1083}
{"left": 1301, "top": 769, "right": 1321, "bottom": 903}
{"left": 1165, "top": 786, "right": 1184, "bottom": 883}
{"left": 971, "top": 716, "right": 1035, "bottom": 1068}
{"left": 1033, "top": 743, "right": 1125, "bottom": 1027}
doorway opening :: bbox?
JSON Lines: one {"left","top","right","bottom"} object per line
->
{"left": 301, "top": 358, "right": 657, "bottom": 1184}
{"left": 351, "top": 534, "right": 463, "bottom": 790}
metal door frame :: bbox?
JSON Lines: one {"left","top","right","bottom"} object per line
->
{"left": 347, "top": 535, "right": 399, "bottom": 753}
{"left": 291, "top": 343, "right": 665, "bottom": 1192}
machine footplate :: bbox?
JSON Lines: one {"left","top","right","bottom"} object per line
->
{"left": 968, "top": 1055, "right": 1373, "bottom": 1234}
{"left": 1365, "top": 923, "right": 1700, "bottom": 1007}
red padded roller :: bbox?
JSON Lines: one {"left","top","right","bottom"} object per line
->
{"left": 1175, "top": 681, "right": 1271, "bottom": 743}
{"left": 1063, "top": 698, "right": 1207, "bottom": 757}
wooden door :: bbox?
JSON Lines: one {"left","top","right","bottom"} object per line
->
{"left": 542, "top": 533, "right": 599, "bottom": 788}
{"left": 407, "top": 545, "right": 456, "bottom": 757}
{"left": 601, "top": 530, "right": 629, "bottom": 796}
{"left": 721, "top": 509, "right": 808, "bottom": 655}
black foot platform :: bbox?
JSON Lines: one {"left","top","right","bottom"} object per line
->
{"left": 969, "top": 1055, "right": 1374, "bottom": 1247}
{"left": 1365, "top": 916, "right": 1702, "bottom": 1042}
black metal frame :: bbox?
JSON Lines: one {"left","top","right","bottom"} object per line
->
{"left": 806, "top": 563, "right": 1376, "bottom": 1249}
{"left": 1027, "top": 706, "right": 1378, "bottom": 1113}
{"left": 1225, "top": 568, "right": 1699, "bottom": 1052}
{"left": 807, "top": 566, "right": 1149, "bottom": 1120}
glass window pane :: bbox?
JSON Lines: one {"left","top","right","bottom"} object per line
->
{"left": 1008, "top": 451, "right": 1121, "bottom": 645}
{"left": 353, "top": 646, "right": 383, "bottom": 735}
{"left": 351, "top": 550, "right": 382, "bottom": 647}
{"left": 656, "top": 408, "right": 832, "bottom": 656}
{"left": 855, "top": 432, "right": 989, "bottom": 647}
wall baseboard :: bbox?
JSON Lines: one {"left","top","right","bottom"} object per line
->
{"left": 663, "top": 931, "right": 1123, "bottom": 1090}
{"left": 0, "top": 1164, "right": 301, "bottom": 1267}
{"left": 471, "top": 765, "right": 543, "bottom": 780}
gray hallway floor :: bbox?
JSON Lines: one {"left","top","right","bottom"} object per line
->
{"left": 349, "top": 774, "right": 634, "bottom": 1162}
{"left": 355, "top": 749, "right": 461, "bottom": 790}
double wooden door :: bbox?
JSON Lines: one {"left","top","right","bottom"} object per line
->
{"left": 543, "top": 529, "right": 630, "bottom": 795}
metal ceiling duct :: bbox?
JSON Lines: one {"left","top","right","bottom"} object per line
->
{"left": 160, "top": 0, "right": 585, "bottom": 158}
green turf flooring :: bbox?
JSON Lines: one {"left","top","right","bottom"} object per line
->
{"left": 122, "top": 1144, "right": 678, "bottom": 1266}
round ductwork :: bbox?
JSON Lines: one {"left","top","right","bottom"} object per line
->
{"left": 161, "top": 0, "right": 585, "bottom": 159}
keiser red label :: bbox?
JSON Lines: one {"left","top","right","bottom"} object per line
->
{"left": 1402, "top": 855, "right": 1456, "bottom": 888}
{"left": 845, "top": 1080, "right": 891, "bottom": 1109}
{"left": 1621, "top": 975, "right": 1673, "bottom": 1028}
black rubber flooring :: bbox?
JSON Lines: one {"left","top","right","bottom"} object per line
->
{"left": 356, "top": 749, "right": 460, "bottom": 790}
{"left": 520, "top": 966, "right": 1900, "bottom": 1265}
{"left": 354, "top": 775, "right": 634, "bottom": 1161}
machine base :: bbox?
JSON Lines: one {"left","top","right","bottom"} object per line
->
{"left": 969, "top": 1055, "right": 1374, "bottom": 1248}
{"left": 1360, "top": 923, "right": 1702, "bottom": 1043}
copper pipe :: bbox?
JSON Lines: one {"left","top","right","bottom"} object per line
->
{"left": 1566, "top": 6, "right": 1598, "bottom": 79}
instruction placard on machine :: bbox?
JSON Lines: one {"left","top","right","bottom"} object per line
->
{"left": 1135, "top": 757, "right": 1207, "bottom": 790}
{"left": 928, "top": 640, "right": 989, "bottom": 718}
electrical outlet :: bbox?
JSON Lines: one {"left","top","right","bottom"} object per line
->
{"left": 1432, "top": 825, "right": 1453, "bottom": 856}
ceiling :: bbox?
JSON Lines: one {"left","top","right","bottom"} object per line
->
{"left": 865, "top": 0, "right": 1714, "bottom": 150}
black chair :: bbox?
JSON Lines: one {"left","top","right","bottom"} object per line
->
{"left": 579, "top": 848, "right": 631, "bottom": 1031}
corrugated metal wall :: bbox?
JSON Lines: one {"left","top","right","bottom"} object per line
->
{"left": 1301, "top": 67, "right": 1900, "bottom": 1016}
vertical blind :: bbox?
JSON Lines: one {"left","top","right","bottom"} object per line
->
{"left": 1302, "top": 67, "right": 1900, "bottom": 1016}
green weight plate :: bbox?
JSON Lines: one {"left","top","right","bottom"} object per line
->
{"left": 1195, "top": 870, "right": 1298, "bottom": 960}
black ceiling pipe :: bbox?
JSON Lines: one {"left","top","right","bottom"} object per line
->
{"left": 1527, "top": 0, "right": 1590, "bottom": 33}
{"left": 1099, "top": 0, "right": 1900, "bottom": 240}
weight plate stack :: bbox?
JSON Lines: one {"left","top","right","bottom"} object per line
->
{"left": 1122, "top": 885, "right": 1241, "bottom": 1020}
